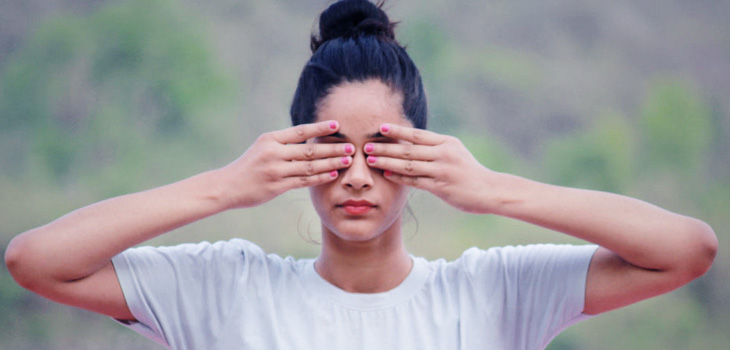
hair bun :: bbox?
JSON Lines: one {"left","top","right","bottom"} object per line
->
{"left": 311, "top": 0, "right": 396, "bottom": 52}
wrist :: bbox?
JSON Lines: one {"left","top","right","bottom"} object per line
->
{"left": 481, "top": 171, "right": 530, "bottom": 217}
{"left": 189, "top": 169, "right": 237, "bottom": 213}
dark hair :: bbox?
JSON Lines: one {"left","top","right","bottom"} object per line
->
{"left": 290, "top": 0, "right": 428, "bottom": 129}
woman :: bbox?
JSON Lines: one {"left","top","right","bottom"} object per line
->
{"left": 5, "top": 1, "right": 718, "bottom": 349}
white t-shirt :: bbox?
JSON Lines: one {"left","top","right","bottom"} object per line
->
{"left": 111, "top": 239, "right": 597, "bottom": 350}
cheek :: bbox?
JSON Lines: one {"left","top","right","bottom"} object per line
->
{"left": 387, "top": 183, "right": 410, "bottom": 210}
{"left": 308, "top": 186, "right": 328, "bottom": 215}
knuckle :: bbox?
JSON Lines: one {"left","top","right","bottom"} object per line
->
{"left": 303, "top": 144, "right": 316, "bottom": 159}
{"left": 305, "top": 161, "right": 315, "bottom": 175}
{"left": 263, "top": 167, "right": 279, "bottom": 182}
{"left": 445, "top": 135, "right": 463, "bottom": 148}
{"left": 434, "top": 166, "right": 447, "bottom": 179}
{"left": 294, "top": 125, "right": 307, "bottom": 138}
{"left": 412, "top": 129, "right": 422, "bottom": 142}
{"left": 402, "top": 144, "right": 414, "bottom": 158}
{"left": 259, "top": 146, "right": 277, "bottom": 159}
{"left": 438, "top": 147, "right": 453, "bottom": 162}
{"left": 404, "top": 160, "right": 415, "bottom": 173}
{"left": 258, "top": 132, "right": 275, "bottom": 144}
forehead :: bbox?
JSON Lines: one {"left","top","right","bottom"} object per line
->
{"left": 315, "top": 79, "right": 411, "bottom": 136}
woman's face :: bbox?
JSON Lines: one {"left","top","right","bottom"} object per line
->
{"left": 310, "top": 79, "right": 412, "bottom": 244}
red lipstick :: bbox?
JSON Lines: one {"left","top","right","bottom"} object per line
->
{"left": 339, "top": 199, "right": 375, "bottom": 215}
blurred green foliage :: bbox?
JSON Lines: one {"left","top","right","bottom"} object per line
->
{"left": 1, "top": 1, "right": 236, "bottom": 347}
{"left": 0, "top": 0, "right": 232, "bottom": 184}
{"left": 1, "top": 0, "right": 728, "bottom": 349}
{"left": 543, "top": 111, "right": 636, "bottom": 193}
{"left": 639, "top": 79, "right": 713, "bottom": 178}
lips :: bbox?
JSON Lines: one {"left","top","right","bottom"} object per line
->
{"left": 338, "top": 199, "right": 376, "bottom": 215}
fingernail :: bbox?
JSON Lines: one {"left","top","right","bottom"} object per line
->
{"left": 367, "top": 156, "right": 377, "bottom": 164}
{"left": 384, "top": 170, "right": 392, "bottom": 177}
{"left": 364, "top": 143, "right": 374, "bottom": 153}
{"left": 344, "top": 144, "right": 354, "bottom": 154}
{"left": 380, "top": 124, "right": 390, "bottom": 133}
{"left": 329, "top": 121, "right": 338, "bottom": 130}
{"left": 341, "top": 156, "right": 351, "bottom": 165}
{"left": 330, "top": 170, "right": 338, "bottom": 177}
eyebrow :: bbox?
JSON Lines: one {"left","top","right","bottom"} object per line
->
{"left": 316, "top": 131, "right": 392, "bottom": 140}
{"left": 322, "top": 132, "right": 346, "bottom": 139}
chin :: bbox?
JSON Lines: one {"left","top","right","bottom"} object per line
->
{"left": 322, "top": 214, "right": 402, "bottom": 244}
{"left": 327, "top": 225, "right": 383, "bottom": 243}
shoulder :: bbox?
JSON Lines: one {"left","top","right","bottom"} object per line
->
{"left": 119, "top": 238, "right": 256, "bottom": 262}
{"left": 427, "top": 244, "right": 597, "bottom": 283}
{"left": 425, "top": 244, "right": 597, "bottom": 305}
{"left": 113, "top": 239, "right": 306, "bottom": 306}
{"left": 115, "top": 238, "right": 302, "bottom": 276}
{"left": 457, "top": 244, "right": 597, "bottom": 266}
{"left": 122, "top": 238, "right": 273, "bottom": 258}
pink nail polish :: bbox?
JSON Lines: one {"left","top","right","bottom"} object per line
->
{"left": 364, "top": 143, "right": 374, "bottom": 153}
{"left": 329, "top": 121, "right": 338, "bottom": 130}
{"left": 384, "top": 170, "right": 392, "bottom": 177}
{"left": 330, "top": 170, "right": 338, "bottom": 177}
{"left": 380, "top": 124, "right": 390, "bottom": 133}
{"left": 367, "top": 156, "right": 377, "bottom": 164}
{"left": 344, "top": 144, "right": 354, "bottom": 154}
{"left": 341, "top": 156, "right": 351, "bottom": 165}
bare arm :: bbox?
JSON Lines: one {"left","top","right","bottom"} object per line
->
{"left": 365, "top": 123, "right": 718, "bottom": 315}
{"left": 482, "top": 173, "right": 717, "bottom": 314}
{"left": 4, "top": 171, "right": 230, "bottom": 320}
{"left": 4, "top": 120, "right": 355, "bottom": 320}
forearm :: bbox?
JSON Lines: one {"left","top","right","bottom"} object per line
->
{"left": 6, "top": 169, "right": 231, "bottom": 284}
{"left": 487, "top": 172, "right": 717, "bottom": 274}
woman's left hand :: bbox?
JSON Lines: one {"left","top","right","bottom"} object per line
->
{"left": 364, "top": 123, "right": 498, "bottom": 214}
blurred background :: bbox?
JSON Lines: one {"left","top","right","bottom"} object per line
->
{"left": 0, "top": 0, "right": 728, "bottom": 348}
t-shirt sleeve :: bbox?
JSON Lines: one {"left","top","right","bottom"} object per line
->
{"left": 461, "top": 244, "right": 598, "bottom": 349}
{"left": 110, "top": 239, "right": 256, "bottom": 349}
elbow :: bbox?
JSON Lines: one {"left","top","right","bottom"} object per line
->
{"left": 5, "top": 236, "right": 25, "bottom": 286}
{"left": 5, "top": 233, "right": 45, "bottom": 291}
{"left": 678, "top": 218, "right": 718, "bottom": 281}
{"left": 696, "top": 220, "right": 719, "bottom": 274}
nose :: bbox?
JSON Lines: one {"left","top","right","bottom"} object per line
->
{"left": 341, "top": 150, "right": 374, "bottom": 190}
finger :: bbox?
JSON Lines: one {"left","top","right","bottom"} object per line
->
{"left": 363, "top": 142, "right": 436, "bottom": 161}
{"left": 272, "top": 120, "right": 340, "bottom": 144}
{"left": 382, "top": 170, "right": 436, "bottom": 191}
{"left": 379, "top": 123, "right": 443, "bottom": 146}
{"left": 284, "top": 142, "right": 355, "bottom": 161}
{"left": 281, "top": 156, "right": 353, "bottom": 177}
{"left": 365, "top": 155, "right": 437, "bottom": 177}
{"left": 280, "top": 169, "right": 340, "bottom": 190}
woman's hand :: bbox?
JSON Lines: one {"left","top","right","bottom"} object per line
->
{"left": 220, "top": 120, "right": 354, "bottom": 209}
{"left": 363, "top": 123, "right": 496, "bottom": 214}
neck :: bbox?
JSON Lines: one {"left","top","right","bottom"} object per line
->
{"left": 315, "top": 225, "right": 413, "bottom": 293}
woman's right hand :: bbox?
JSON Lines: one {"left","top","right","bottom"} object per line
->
{"left": 220, "top": 120, "right": 354, "bottom": 209}
{"left": 5, "top": 121, "right": 354, "bottom": 322}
